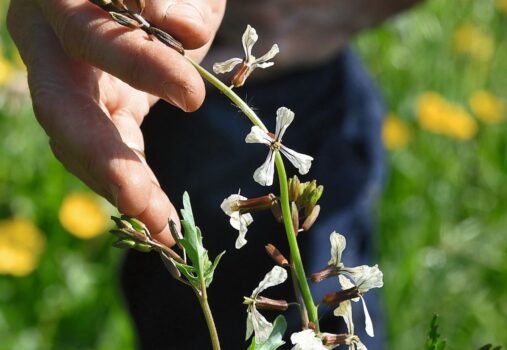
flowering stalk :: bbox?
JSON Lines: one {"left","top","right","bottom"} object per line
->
{"left": 188, "top": 57, "right": 320, "bottom": 331}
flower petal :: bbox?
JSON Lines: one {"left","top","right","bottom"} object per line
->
{"left": 242, "top": 25, "right": 258, "bottom": 60}
{"left": 255, "top": 44, "right": 280, "bottom": 65}
{"left": 338, "top": 275, "right": 359, "bottom": 303}
{"left": 356, "top": 340, "right": 368, "bottom": 350}
{"left": 345, "top": 265, "right": 384, "bottom": 293}
{"left": 250, "top": 307, "right": 273, "bottom": 343}
{"left": 234, "top": 213, "right": 253, "bottom": 249}
{"left": 361, "top": 296, "right": 374, "bottom": 337}
{"left": 246, "top": 126, "right": 272, "bottom": 145}
{"left": 280, "top": 145, "right": 313, "bottom": 175}
{"left": 255, "top": 61, "right": 275, "bottom": 69}
{"left": 334, "top": 300, "right": 354, "bottom": 335}
{"left": 213, "top": 57, "right": 243, "bottom": 74}
{"left": 290, "top": 329, "right": 327, "bottom": 350}
{"left": 275, "top": 107, "right": 294, "bottom": 140}
{"left": 329, "top": 232, "right": 347, "bottom": 267}
{"left": 221, "top": 193, "right": 247, "bottom": 216}
{"left": 253, "top": 150, "right": 276, "bottom": 186}
{"left": 252, "top": 265, "right": 288, "bottom": 297}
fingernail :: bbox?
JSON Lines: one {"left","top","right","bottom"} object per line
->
{"left": 163, "top": 82, "right": 187, "bottom": 111}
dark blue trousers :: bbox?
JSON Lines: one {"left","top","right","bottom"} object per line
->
{"left": 121, "top": 48, "right": 386, "bottom": 349}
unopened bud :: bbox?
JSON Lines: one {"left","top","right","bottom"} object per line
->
{"left": 265, "top": 244, "right": 289, "bottom": 266}
{"left": 255, "top": 296, "right": 289, "bottom": 311}
{"left": 321, "top": 333, "right": 349, "bottom": 346}
{"left": 291, "top": 202, "right": 299, "bottom": 233}
{"left": 270, "top": 202, "right": 283, "bottom": 223}
{"left": 238, "top": 194, "right": 276, "bottom": 214}
{"left": 120, "top": 215, "right": 147, "bottom": 232}
{"left": 110, "top": 12, "right": 140, "bottom": 29}
{"left": 288, "top": 175, "right": 301, "bottom": 203}
{"left": 150, "top": 27, "right": 185, "bottom": 54}
{"left": 134, "top": 243, "right": 152, "bottom": 253}
{"left": 111, "top": 216, "right": 132, "bottom": 230}
{"left": 160, "top": 251, "right": 181, "bottom": 279}
{"left": 322, "top": 287, "right": 360, "bottom": 306}
{"left": 112, "top": 238, "right": 136, "bottom": 249}
{"left": 302, "top": 205, "right": 320, "bottom": 231}
{"left": 136, "top": 0, "right": 145, "bottom": 13}
{"left": 310, "top": 265, "right": 339, "bottom": 283}
{"left": 111, "top": 0, "right": 127, "bottom": 9}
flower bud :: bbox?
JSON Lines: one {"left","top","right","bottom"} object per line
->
{"left": 270, "top": 202, "right": 283, "bottom": 223}
{"left": 288, "top": 175, "right": 301, "bottom": 203}
{"left": 265, "top": 244, "right": 289, "bottom": 267}
{"left": 121, "top": 215, "right": 147, "bottom": 232}
{"left": 112, "top": 238, "right": 136, "bottom": 249}
{"left": 302, "top": 205, "right": 320, "bottom": 231}
{"left": 254, "top": 296, "right": 289, "bottom": 311}
{"left": 291, "top": 202, "right": 299, "bottom": 234}
{"left": 134, "top": 243, "right": 153, "bottom": 253}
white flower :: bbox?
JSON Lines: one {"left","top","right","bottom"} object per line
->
{"left": 328, "top": 231, "right": 347, "bottom": 268}
{"left": 220, "top": 193, "right": 254, "bottom": 249}
{"left": 290, "top": 329, "right": 328, "bottom": 350}
{"left": 246, "top": 107, "right": 313, "bottom": 186}
{"left": 213, "top": 25, "right": 279, "bottom": 87}
{"left": 244, "top": 266, "right": 288, "bottom": 343}
{"left": 333, "top": 299, "right": 368, "bottom": 350}
{"left": 337, "top": 268, "right": 383, "bottom": 338}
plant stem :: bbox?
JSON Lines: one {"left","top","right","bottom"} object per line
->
{"left": 187, "top": 56, "right": 320, "bottom": 332}
{"left": 274, "top": 153, "right": 320, "bottom": 331}
{"left": 186, "top": 57, "right": 268, "bottom": 132}
{"left": 197, "top": 281, "right": 221, "bottom": 350}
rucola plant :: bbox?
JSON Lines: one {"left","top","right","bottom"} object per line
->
{"left": 95, "top": 0, "right": 384, "bottom": 348}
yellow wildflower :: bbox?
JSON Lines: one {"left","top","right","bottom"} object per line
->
{"left": 383, "top": 114, "right": 411, "bottom": 150}
{"left": 453, "top": 23, "right": 495, "bottom": 62}
{"left": 0, "top": 54, "right": 15, "bottom": 85}
{"left": 469, "top": 90, "right": 504, "bottom": 123}
{"left": 59, "top": 192, "right": 109, "bottom": 239}
{"left": 496, "top": 0, "right": 507, "bottom": 15}
{"left": 0, "top": 218, "right": 46, "bottom": 277}
{"left": 417, "top": 92, "right": 478, "bottom": 140}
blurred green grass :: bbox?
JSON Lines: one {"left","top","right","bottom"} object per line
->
{"left": 0, "top": 0, "right": 506, "bottom": 349}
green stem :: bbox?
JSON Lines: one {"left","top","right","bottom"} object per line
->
{"left": 186, "top": 56, "right": 268, "bottom": 132}
{"left": 187, "top": 56, "right": 320, "bottom": 331}
{"left": 197, "top": 281, "right": 221, "bottom": 350}
{"left": 274, "top": 153, "right": 320, "bottom": 331}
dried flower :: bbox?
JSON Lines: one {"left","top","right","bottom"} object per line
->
{"left": 244, "top": 266, "right": 288, "bottom": 343}
{"left": 220, "top": 192, "right": 254, "bottom": 249}
{"left": 334, "top": 299, "right": 368, "bottom": 350}
{"left": 213, "top": 25, "right": 279, "bottom": 87}
{"left": 246, "top": 107, "right": 313, "bottom": 186}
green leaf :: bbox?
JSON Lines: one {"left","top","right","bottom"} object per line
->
{"left": 426, "top": 315, "right": 446, "bottom": 350}
{"left": 179, "top": 192, "right": 205, "bottom": 272}
{"left": 247, "top": 315, "right": 286, "bottom": 350}
{"left": 174, "top": 261, "right": 200, "bottom": 287}
{"left": 204, "top": 251, "right": 226, "bottom": 287}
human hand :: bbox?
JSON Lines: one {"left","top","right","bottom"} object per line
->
{"left": 7, "top": 0, "right": 226, "bottom": 246}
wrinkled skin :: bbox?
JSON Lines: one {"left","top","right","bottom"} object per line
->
{"left": 7, "top": 0, "right": 226, "bottom": 246}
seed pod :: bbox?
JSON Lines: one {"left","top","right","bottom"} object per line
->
{"left": 265, "top": 244, "right": 289, "bottom": 267}
{"left": 302, "top": 205, "right": 320, "bottom": 231}
{"left": 110, "top": 12, "right": 140, "bottom": 29}
{"left": 112, "top": 238, "right": 136, "bottom": 249}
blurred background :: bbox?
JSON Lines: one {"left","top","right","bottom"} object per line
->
{"left": 1, "top": 0, "right": 506, "bottom": 349}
